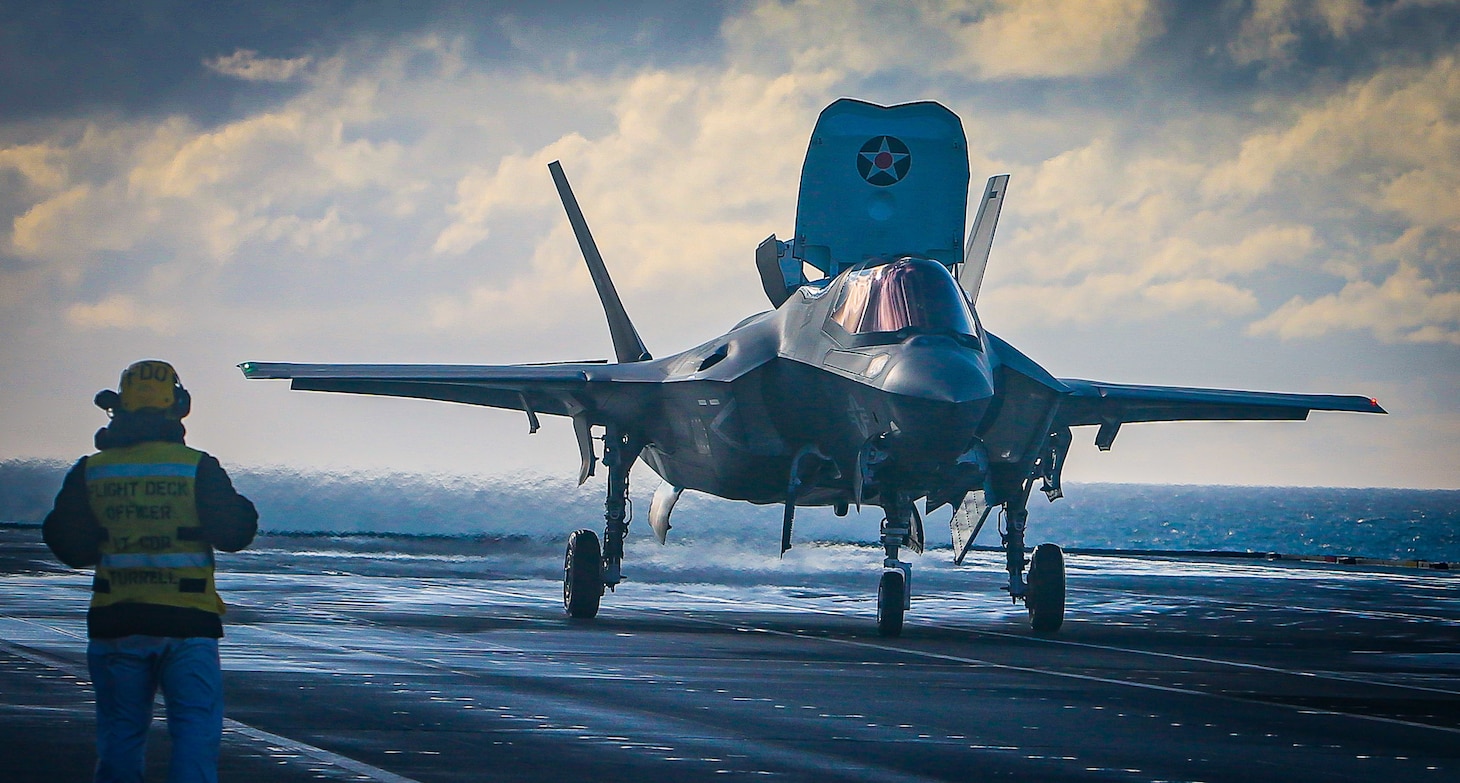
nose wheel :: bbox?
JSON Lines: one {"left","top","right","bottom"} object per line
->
{"left": 876, "top": 569, "right": 906, "bottom": 637}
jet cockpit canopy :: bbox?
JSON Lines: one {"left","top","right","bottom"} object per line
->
{"left": 829, "top": 257, "right": 977, "bottom": 338}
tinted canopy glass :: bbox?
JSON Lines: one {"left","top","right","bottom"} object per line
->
{"left": 829, "top": 257, "right": 976, "bottom": 336}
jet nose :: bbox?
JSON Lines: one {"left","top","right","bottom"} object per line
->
{"left": 880, "top": 335, "right": 994, "bottom": 404}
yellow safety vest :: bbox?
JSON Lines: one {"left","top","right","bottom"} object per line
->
{"left": 85, "top": 442, "right": 224, "bottom": 615}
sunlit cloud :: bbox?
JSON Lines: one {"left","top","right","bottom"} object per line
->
{"left": 206, "top": 49, "right": 313, "bottom": 82}
{"left": 66, "top": 294, "right": 178, "bottom": 334}
{"left": 1229, "top": 0, "right": 1370, "bottom": 66}
{"left": 945, "top": 0, "right": 1163, "bottom": 78}
{"left": 1249, "top": 264, "right": 1460, "bottom": 345}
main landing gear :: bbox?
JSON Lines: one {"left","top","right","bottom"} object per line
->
{"left": 1002, "top": 480, "right": 1066, "bottom": 633}
{"left": 562, "top": 425, "right": 642, "bottom": 619}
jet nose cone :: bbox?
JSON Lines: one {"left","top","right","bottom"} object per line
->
{"left": 881, "top": 336, "right": 994, "bottom": 404}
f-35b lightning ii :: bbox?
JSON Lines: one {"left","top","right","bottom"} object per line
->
{"left": 241, "top": 99, "right": 1385, "bottom": 636}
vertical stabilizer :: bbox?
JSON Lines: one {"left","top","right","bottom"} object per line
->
{"left": 958, "top": 174, "right": 1008, "bottom": 304}
{"left": 549, "top": 161, "right": 652, "bottom": 363}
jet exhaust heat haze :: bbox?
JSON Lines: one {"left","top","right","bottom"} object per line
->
{"left": 240, "top": 99, "right": 1385, "bottom": 637}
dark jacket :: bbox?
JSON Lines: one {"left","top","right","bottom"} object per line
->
{"left": 43, "top": 412, "right": 258, "bottom": 639}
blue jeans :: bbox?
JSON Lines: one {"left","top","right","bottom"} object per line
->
{"left": 87, "top": 636, "right": 222, "bottom": 783}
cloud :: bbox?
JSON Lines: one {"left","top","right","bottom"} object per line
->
{"left": 66, "top": 294, "right": 178, "bottom": 334}
{"left": 946, "top": 0, "right": 1163, "bottom": 78}
{"left": 0, "top": 142, "right": 68, "bottom": 191}
{"left": 968, "top": 48, "right": 1460, "bottom": 350}
{"left": 206, "top": 50, "right": 313, "bottom": 82}
{"left": 725, "top": 0, "right": 1161, "bottom": 80}
{"left": 0, "top": 30, "right": 831, "bottom": 359}
{"left": 1197, "top": 54, "right": 1460, "bottom": 340}
{"left": 1229, "top": 0, "right": 1370, "bottom": 66}
{"left": 1249, "top": 264, "right": 1460, "bottom": 345}
{"left": 5, "top": 6, "right": 1456, "bottom": 354}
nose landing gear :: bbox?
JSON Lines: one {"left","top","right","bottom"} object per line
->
{"left": 877, "top": 569, "right": 906, "bottom": 637}
{"left": 875, "top": 492, "right": 916, "bottom": 637}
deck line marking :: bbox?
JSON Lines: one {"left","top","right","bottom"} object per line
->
{"left": 213, "top": 598, "right": 957, "bottom": 783}
{"left": 682, "top": 609, "right": 1460, "bottom": 738}
{"left": 0, "top": 631, "right": 424, "bottom": 783}
{"left": 1067, "top": 583, "right": 1460, "bottom": 626}
{"left": 958, "top": 625, "right": 1460, "bottom": 698}
{"left": 221, "top": 720, "right": 425, "bottom": 783}
{"left": 646, "top": 587, "right": 1460, "bottom": 697}
{"left": 459, "top": 584, "right": 1460, "bottom": 736}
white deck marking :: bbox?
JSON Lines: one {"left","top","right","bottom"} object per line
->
{"left": 0, "top": 629, "right": 425, "bottom": 783}
{"left": 460, "top": 583, "right": 1460, "bottom": 736}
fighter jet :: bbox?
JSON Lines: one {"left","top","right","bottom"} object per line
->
{"left": 241, "top": 99, "right": 1385, "bottom": 636}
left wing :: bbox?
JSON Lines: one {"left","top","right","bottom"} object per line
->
{"left": 1056, "top": 378, "right": 1386, "bottom": 429}
{"left": 238, "top": 360, "right": 665, "bottom": 418}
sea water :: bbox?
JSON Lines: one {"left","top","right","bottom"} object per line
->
{"left": 3, "top": 460, "right": 1455, "bottom": 563}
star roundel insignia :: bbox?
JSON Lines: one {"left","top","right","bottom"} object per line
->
{"left": 857, "top": 136, "right": 911, "bottom": 186}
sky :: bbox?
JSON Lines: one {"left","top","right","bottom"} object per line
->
{"left": 1, "top": 0, "right": 1457, "bottom": 490}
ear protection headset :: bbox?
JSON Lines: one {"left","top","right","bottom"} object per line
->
{"left": 94, "top": 361, "right": 191, "bottom": 419}
{"left": 169, "top": 384, "right": 192, "bottom": 419}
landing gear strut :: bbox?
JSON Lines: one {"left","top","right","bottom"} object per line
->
{"left": 1003, "top": 487, "right": 1029, "bottom": 600}
{"left": 877, "top": 492, "right": 915, "bottom": 637}
{"left": 1001, "top": 478, "right": 1067, "bottom": 633}
{"left": 562, "top": 424, "right": 642, "bottom": 619}
{"left": 599, "top": 425, "right": 642, "bottom": 590}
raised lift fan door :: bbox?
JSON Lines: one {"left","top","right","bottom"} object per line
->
{"left": 792, "top": 99, "right": 970, "bottom": 278}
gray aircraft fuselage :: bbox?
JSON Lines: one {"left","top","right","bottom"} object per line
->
{"left": 617, "top": 262, "right": 1000, "bottom": 509}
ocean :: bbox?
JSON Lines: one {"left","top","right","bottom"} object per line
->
{"left": 3, "top": 459, "right": 1455, "bottom": 564}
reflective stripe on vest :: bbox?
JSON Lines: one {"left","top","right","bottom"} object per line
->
{"left": 99, "top": 552, "right": 214, "bottom": 569}
{"left": 86, "top": 463, "right": 199, "bottom": 479}
{"left": 85, "top": 442, "right": 224, "bottom": 616}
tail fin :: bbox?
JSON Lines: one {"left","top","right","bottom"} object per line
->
{"left": 548, "top": 161, "right": 652, "bottom": 363}
{"left": 958, "top": 174, "right": 1009, "bottom": 305}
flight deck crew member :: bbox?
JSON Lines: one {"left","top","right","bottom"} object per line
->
{"left": 43, "top": 360, "right": 258, "bottom": 783}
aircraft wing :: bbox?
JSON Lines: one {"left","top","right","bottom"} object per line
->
{"left": 240, "top": 360, "right": 673, "bottom": 483}
{"left": 1055, "top": 379, "right": 1386, "bottom": 428}
{"left": 238, "top": 360, "right": 661, "bottom": 420}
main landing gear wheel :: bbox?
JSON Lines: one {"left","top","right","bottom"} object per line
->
{"left": 563, "top": 529, "right": 603, "bottom": 618}
{"left": 877, "top": 570, "right": 906, "bottom": 638}
{"left": 1025, "top": 543, "right": 1065, "bottom": 634}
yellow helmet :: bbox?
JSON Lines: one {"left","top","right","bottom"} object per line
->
{"left": 113, "top": 360, "right": 190, "bottom": 417}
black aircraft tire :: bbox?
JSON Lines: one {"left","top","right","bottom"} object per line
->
{"left": 877, "top": 570, "right": 906, "bottom": 638}
{"left": 563, "top": 529, "right": 603, "bottom": 619}
{"left": 1026, "top": 543, "right": 1066, "bottom": 633}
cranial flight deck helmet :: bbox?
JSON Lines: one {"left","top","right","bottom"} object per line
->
{"left": 93, "top": 360, "right": 191, "bottom": 419}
